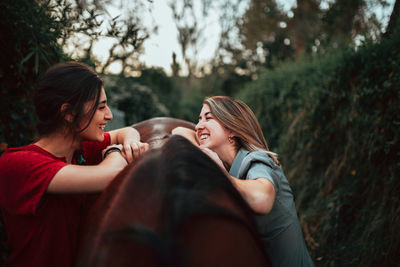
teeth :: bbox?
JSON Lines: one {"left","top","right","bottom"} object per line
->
{"left": 200, "top": 135, "right": 208, "bottom": 140}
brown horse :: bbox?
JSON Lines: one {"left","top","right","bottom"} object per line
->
{"left": 77, "top": 117, "right": 270, "bottom": 267}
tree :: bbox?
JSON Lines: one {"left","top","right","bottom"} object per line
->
{"left": 230, "top": 0, "right": 393, "bottom": 73}
{"left": 107, "top": 77, "right": 168, "bottom": 125}
{"left": 169, "top": 0, "right": 204, "bottom": 77}
{"left": 289, "top": 0, "right": 321, "bottom": 57}
{"left": 239, "top": 0, "right": 295, "bottom": 69}
{"left": 139, "top": 68, "right": 180, "bottom": 112}
{"left": 0, "top": 0, "right": 67, "bottom": 150}
{"left": 58, "top": 0, "right": 150, "bottom": 76}
{"left": 170, "top": 52, "right": 181, "bottom": 77}
{"left": 384, "top": 0, "right": 400, "bottom": 37}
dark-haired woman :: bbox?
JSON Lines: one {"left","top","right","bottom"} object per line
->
{"left": 173, "top": 96, "right": 314, "bottom": 267}
{"left": 0, "top": 62, "right": 149, "bottom": 267}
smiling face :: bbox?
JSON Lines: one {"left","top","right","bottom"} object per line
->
{"left": 79, "top": 87, "right": 113, "bottom": 142}
{"left": 195, "top": 104, "right": 232, "bottom": 154}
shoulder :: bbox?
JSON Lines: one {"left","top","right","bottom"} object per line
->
{"left": 238, "top": 150, "right": 281, "bottom": 184}
{"left": 241, "top": 150, "right": 279, "bottom": 172}
{"left": 0, "top": 145, "right": 44, "bottom": 165}
{"left": 0, "top": 145, "right": 69, "bottom": 214}
{"left": 0, "top": 144, "right": 68, "bottom": 177}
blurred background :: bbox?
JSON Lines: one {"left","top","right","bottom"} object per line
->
{"left": 1, "top": 0, "right": 399, "bottom": 266}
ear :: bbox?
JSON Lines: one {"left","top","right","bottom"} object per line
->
{"left": 60, "top": 103, "right": 73, "bottom": 123}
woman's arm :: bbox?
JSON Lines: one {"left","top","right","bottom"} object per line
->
{"left": 47, "top": 127, "right": 148, "bottom": 194}
{"left": 173, "top": 127, "right": 275, "bottom": 214}
{"left": 228, "top": 176, "right": 276, "bottom": 214}
{"left": 109, "top": 127, "right": 149, "bottom": 163}
{"left": 47, "top": 149, "right": 127, "bottom": 193}
{"left": 172, "top": 127, "right": 199, "bottom": 145}
{"left": 201, "top": 147, "right": 275, "bottom": 214}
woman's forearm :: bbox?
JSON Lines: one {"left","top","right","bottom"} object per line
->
{"left": 109, "top": 127, "right": 141, "bottom": 145}
{"left": 47, "top": 152, "right": 127, "bottom": 194}
{"left": 172, "top": 127, "right": 199, "bottom": 145}
{"left": 228, "top": 176, "right": 276, "bottom": 214}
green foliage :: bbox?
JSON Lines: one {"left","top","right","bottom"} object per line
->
{"left": 231, "top": 0, "right": 390, "bottom": 75}
{"left": 106, "top": 76, "right": 168, "bottom": 125}
{"left": 238, "top": 29, "right": 400, "bottom": 266}
{"left": 0, "top": 0, "right": 68, "bottom": 150}
{"left": 238, "top": 53, "right": 342, "bottom": 151}
{"left": 176, "top": 85, "right": 206, "bottom": 122}
{"left": 166, "top": 65, "right": 252, "bottom": 123}
{"left": 138, "top": 68, "right": 180, "bottom": 117}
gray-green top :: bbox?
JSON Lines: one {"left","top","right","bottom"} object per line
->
{"left": 229, "top": 148, "right": 314, "bottom": 267}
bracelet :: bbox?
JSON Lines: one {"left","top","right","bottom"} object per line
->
{"left": 103, "top": 147, "right": 122, "bottom": 159}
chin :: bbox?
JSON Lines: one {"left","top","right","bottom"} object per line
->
{"left": 199, "top": 143, "right": 211, "bottom": 149}
{"left": 97, "top": 133, "right": 105, "bottom": 142}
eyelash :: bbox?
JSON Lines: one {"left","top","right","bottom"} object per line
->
{"left": 198, "top": 115, "right": 212, "bottom": 122}
{"left": 99, "top": 106, "right": 106, "bottom": 110}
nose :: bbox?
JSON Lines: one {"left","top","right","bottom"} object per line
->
{"left": 105, "top": 106, "right": 113, "bottom": 121}
{"left": 195, "top": 120, "right": 204, "bottom": 131}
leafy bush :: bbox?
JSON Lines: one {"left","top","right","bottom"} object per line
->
{"left": 0, "top": 0, "right": 68, "bottom": 153}
{"left": 238, "top": 53, "right": 342, "bottom": 151}
{"left": 238, "top": 29, "right": 400, "bottom": 266}
{"left": 106, "top": 76, "right": 169, "bottom": 125}
{"left": 139, "top": 68, "right": 180, "bottom": 116}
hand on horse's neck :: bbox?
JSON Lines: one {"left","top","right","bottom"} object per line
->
{"left": 35, "top": 133, "right": 80, "bottom": 163}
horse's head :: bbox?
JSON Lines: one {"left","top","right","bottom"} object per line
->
{"left": 78, "top": 118, "right": 270, "bottom": 267}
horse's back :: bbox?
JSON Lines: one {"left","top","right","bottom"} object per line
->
{"left": 132, "top": 117, "right": 195, "bottom": 148}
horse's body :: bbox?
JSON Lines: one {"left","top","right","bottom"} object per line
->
{"left": 78, "top": 117, "right": 270, "bottom": 267}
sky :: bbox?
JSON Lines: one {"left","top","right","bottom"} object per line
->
{"left": 89, "top": 0, "right": 395, "bottom": 76}
{"left": 91, "top": 0, "right": 224, "bottom": 75}
{"left": 139, "top": 1, "right": 223, "bottom": 75}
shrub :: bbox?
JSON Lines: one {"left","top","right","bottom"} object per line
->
{"left": 237, "top": 28, "right": 400, "bottom": 266}
{"left": 0, "top": 0, "right": 68, "bottom": 153}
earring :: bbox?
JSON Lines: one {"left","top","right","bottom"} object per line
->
{"left": 228, "top": 136, "right": 234, "bottom": 144}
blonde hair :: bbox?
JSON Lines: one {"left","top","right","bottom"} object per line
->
{"left": 204, "top": 96, "right": 279, "bottom": 163}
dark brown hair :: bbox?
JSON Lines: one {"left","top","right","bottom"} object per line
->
{"left": 34, "top": 62, "right": 103, "bottom": 137}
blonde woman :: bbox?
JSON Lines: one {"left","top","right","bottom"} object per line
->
{"left": 173, "top": 96, "right": 313, "bottom": 267}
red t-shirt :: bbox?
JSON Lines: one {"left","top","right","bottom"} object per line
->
{"left": 0, "top": 133, "right": 110, "bottom": 267}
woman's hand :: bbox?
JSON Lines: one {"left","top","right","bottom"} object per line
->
{"left": 121, "top": 140, "right": 149, "bottom": 163}
{"left": 200, "top": 147, "right": 227, "bottom": 172}
{"left": 201, "top": 147, "right": 275, "bottom": 214}
{"left": 172, "top": 127, "right": 199, "bottom": 145}
{"left": 109, "top": 127, "right": 149, "bottom": 164}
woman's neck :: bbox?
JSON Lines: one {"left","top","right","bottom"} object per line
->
{"left": 34, "top": 132, "right": 81, "bottom": 163}
{"left": 216, "top": 145, "right": 238, "bottom": 171}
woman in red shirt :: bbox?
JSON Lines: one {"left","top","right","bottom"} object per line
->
{"left": 0, "top": 62, "right": 149, "bottom": 267}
